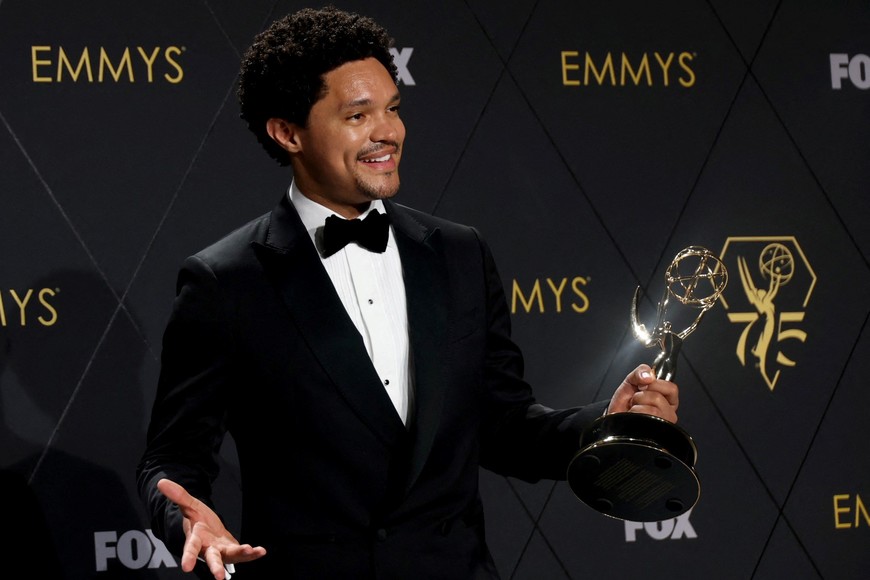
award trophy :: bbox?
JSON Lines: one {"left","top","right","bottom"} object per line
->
{"left": 567, "top": 246, "right": 727, "bottom": 522}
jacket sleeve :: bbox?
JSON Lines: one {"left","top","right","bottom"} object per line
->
{"left": 474, "top": 230, "right": 609, "bottom": 482}
{"left": 136, "top": 254, "right": 234, "bottom": 555}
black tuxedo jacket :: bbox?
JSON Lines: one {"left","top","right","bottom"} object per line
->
{"left": 137, "top": 195, "right": 608, "bottom": 579}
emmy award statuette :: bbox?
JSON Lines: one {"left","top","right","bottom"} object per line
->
{"left": 567, "top": 246, "right": 728, "bottom": 522}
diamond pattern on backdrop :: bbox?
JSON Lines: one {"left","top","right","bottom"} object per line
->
{"left": 0, "top": 1, "right": 867, "bottom": 578}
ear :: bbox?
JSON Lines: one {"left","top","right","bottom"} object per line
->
{"left": 266, "top": 118, "right": 303, "bottom": 153}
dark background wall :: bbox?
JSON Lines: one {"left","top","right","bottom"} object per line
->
{"left": 1, "top": 1, "right": 867, "bottom": 578}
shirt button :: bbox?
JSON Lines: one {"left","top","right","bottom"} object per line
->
{"left": 368, "top": 299, "right": 374, "bottom": 304}
{"left": 384, "top": 379, "right": 390, "bottom": 386}
{"left": 376, "top": 528, "right": 388, "bottom": 541}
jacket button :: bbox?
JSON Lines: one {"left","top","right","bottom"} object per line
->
{"left": 376, "top": 528, "right": 388, "bottom": 541}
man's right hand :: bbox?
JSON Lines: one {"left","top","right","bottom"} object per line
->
{"left": 157, "top": 478, "right": 267, "bottom": 579}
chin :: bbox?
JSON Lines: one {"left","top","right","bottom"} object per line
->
{"left": 359, "top": 181, "right": 400, "bottom": 200}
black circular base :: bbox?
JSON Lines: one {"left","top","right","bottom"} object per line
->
{"left": 567, "top": 413, "right": 699, "bottom": 522}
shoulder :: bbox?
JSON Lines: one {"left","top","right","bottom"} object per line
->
{"left": 190, "top": 212, "right": 271, "bottom": 269}
{"left": 387, "top": 202, "right": 503, "bottom": 281}
{"left": 388, "top": 201, "right": 486, "bottom": 246}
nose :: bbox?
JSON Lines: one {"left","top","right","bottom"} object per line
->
{"left": 371, "top": 114, "right": 403, "bottom": 144}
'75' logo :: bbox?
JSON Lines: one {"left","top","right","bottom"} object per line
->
{"left": 718, "top": 237, "right": 816, "bottom": 391}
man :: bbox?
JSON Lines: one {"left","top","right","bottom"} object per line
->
{"left": 137, "top": 7, "right": 679, "bottom": 579}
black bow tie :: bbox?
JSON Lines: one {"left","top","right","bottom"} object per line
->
{"left": 321, "top": 210, "right": 390, "bottom": 257}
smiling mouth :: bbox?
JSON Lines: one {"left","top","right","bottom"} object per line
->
{"left": 361, "top": 153, "right": 392, "bottom": 163}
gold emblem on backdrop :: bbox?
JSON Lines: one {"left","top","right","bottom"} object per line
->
{"left": 718, "top": 237, "right": 816, "bottom": 391}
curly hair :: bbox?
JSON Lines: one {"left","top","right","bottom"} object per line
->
{"left": 237, "top": 6, "right": 398, "bottom": 166}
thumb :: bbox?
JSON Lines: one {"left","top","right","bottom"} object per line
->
{"left": 633, "top": 364, "right": 655, "bottom": 390}
{"left": 157, "top": 478, "right": 189, "bottom": 505}
{"left": 157, "top": 478, "right": 207, "bottom": 519}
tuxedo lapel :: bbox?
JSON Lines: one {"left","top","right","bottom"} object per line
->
{"left": 252, "top": 195, "right": 407, "bottom": 448}
{"left": 385, "top": 201, "right": 450, "bottom": 493}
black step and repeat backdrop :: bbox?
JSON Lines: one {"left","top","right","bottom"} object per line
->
{"left": 1, "top": 1, "right": 868, "bottom": 578}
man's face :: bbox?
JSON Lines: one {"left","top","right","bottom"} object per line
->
{"left": 291, "top": 57, "right": 405, "bottom": 217}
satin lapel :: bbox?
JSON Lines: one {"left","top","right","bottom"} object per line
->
{"left": 385, "top": 202, "right": 450, "bottom": 492}
{"left": 252, "top": 196, "right": 406, "bottom": 447}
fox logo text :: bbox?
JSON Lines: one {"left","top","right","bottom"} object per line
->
{"left": 389, "top": 47, "right": 415, "bottom": 85}
{"left": 830, "top": 53, "right": 870, "bottom": 89}
{"left": 624, "top": 510, "right": 697, "bottom": 542}
{"left": 94, "top": 530, "right": 177, "bottom": 571}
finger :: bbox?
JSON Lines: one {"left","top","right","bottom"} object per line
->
{"left": 606, "top": 382, "right": 635, "bottom": 414}
{"left": 609, "top": 364, "right": 673, "bottom": 415}
{"left": 643, "top": 379, "right": 679, "bottom": 407}
{"left": 630, "top": 391, "right": 678, "bottom": 422}
{"left": 204, "top": 545, "right": 228, "bottom": 580}
{"left": 180, "top": 531, "right": 203, "bottom": 573}
{"left": 223, "top": 544, "right": 268, "bottom": 564}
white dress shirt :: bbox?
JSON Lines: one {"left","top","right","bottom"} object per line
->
{"left": 289, "top": 181, "right": 413, "bottom": 426}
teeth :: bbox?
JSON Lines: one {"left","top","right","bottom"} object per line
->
{"left": 364, "top": 154, "right": 390, "bottom": 163}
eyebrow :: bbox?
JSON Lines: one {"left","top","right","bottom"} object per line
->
{"left": 344, "top": 91, "right": 401, "bottom": 109}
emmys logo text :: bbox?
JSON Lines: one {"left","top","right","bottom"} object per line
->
{"left": 624, "top": 510, "right": 697, "bottom": 542}
{"left": 31, "top": 46, "right": 185, "bottom": 83}
{"left": 94, "top": 529, "right": 177, "bottom": 571}
{"left": 561, "top": 51, "right": 696, "bottom": 87}
{"left": 833, "top": 493, "right": 870, "bottom": 529}
{"left": 830, "top": 53, "right": 870, "bottom": 89}
{"left": 511, "top": 276, "right": 590, "bottom": 314}
{"left": 0, "top": 288, "right": 58, "bottom": 327}
{"left": 718, "top": 237, "right": 815, "bottom": 391}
